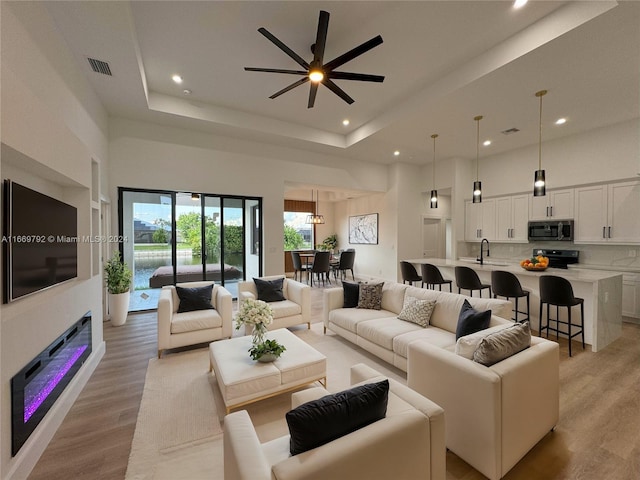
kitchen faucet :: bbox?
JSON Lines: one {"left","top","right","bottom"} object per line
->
{"left": 478, "top": 238, "right": 490, "bottom": 266}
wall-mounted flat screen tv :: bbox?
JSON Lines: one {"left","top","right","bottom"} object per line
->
{"left": 3, "top": 180, "right": 78, "bottom": 302}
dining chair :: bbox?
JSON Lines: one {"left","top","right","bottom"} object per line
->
{"left": 309, "top": 251, "right": 331, "bottom": 287}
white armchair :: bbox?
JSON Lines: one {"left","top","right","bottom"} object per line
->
{"left": 157, "top": 281, "right": 232, "bottom": 358}
{"left": 223, "top": 363, "right": 446, "bottom": 480}
{"left": 237, "top": 275, "right": 311, "bottom": 334}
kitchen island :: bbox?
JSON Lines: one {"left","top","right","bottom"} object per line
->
{"left": 406, "top": 258, "right": 622, "bottom": 352}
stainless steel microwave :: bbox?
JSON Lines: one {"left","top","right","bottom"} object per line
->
{"left": 527, "top": 220, "right": 574, "bottom": 241}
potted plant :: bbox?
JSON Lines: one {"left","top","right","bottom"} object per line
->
{"left": 248, "top": 338, "right": 287, "bottom": 362}
{"left": 322, "top": 234, "right": 338, "bottom": 252}
{"left": 104, "top": 251, "right": 133, "bottom": 327}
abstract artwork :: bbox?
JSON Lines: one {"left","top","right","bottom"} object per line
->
{"left": 349, "top": 213, "right": 378, "bottom": 244}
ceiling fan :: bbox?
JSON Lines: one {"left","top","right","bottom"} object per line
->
{"left": 245, "top": 10, "right": 385, "bottom": 108}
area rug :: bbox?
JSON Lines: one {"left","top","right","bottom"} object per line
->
{"left": 125, "top": 324, "right": 407, "bottom": 479}
{"left": 125, "top": 349, "right": 223, "bottom": 480}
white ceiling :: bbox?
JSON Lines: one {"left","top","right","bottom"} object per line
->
{"left": 44, "top": 1, "right": 639, "bottom": 185}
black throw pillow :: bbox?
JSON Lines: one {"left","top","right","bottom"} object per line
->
{"left": 253, "top": 277, "right": 285, "bottom": 302}
{"left": 456, "top": 299, "right": 491, "bottom": 339}
{"left": 286, "top": 379, "right": 389, "bottom": 456}
{"left": 342, "top": 281, "right": 360, "bottom": 308}
{"left": 176, "top": 285, "right": 215, "bottom": 313}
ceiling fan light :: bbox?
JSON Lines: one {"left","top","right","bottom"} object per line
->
{"left": 309, "top": 70, "right": 324, "bottom": 82}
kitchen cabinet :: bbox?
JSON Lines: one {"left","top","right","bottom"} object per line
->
{"left": 495, "top": 194, "right": 529, "bottom": 242}
{"left": 575, "top": 180, "right": 640, "bottom": 244}
{"left": 622, "top": 273, "right": 640, "bottom": 319}
{"left": 528, "top": 188, "right": 574, "bottom": 220}
{"left": 465, "top": 199, "right": 496, "bottom": 242}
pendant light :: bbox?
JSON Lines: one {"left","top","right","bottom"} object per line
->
{"left": 533, "top": 89, "right": 547, "bottom": 196}
{"left": 472, "top": 115, "right": 483, "bottom": 203}
{"left": 306, "top": 190, "right": 325, "bottom": 224}
{"left": 430, "top": 133, "right": 438, "bottom": 208}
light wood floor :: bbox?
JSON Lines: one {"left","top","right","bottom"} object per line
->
{"left": 28, "top": 288, "right": 640, "bottom": 480}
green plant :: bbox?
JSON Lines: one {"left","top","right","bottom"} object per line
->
{"left": 322, "top": 233, "right": 338, "bottom": 250}
{"left": 104, "top": 251, "right": 133, "bottom": 294}
{"left": 248, "top": 339, "right": 286, "bottom": 361}
{"left": 284, "top": 224, "right": 305, "bottom": 250}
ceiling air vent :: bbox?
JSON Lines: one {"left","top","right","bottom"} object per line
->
{"left": 501, "top": 127, "right": 520, "bottom": 135}
{"left": 87, "top": 57, "right": 112, "bottom": 76}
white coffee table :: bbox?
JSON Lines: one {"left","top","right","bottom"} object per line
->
{"left": 209, "top": 328, "right": 327, "bottom": 414}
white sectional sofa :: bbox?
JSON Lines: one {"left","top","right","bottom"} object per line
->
{"left": 323, "top": 282, "right": 514, "bottom": 372}
{"left": 323, "top": 281, "right": 560, "bottom": 479}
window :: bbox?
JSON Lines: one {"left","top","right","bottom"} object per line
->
{"left": 284, "top": 200, "right": 315, "bottom": 251}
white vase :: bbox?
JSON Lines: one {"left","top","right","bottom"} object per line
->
{"left": 109, "top": 291, "right": 130, "bottom": 327}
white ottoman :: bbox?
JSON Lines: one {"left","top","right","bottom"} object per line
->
{"left": 209, "top": 328, "right": 326, "bottom": 413}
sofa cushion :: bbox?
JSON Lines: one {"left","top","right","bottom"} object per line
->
{"left": 343, "top": 281, "right": 360, "bottom": 308}
{"left": 398, "top": 296, "right": 436, "bottom": 328}
{"left": 268, "top": 300, "right": 302, "bottom": 319}
{"left": 286, "top": 380, "right": 389, "bottom": 455}
{"left": 358, "top": 283, "right": 384, "bottom": 310}
{"left": 381, "top": 282, "right": 409, "bottom": 314}
{"left": 473, "top": 321, "right": 532, "bottom": 366}
{"left": 329, "top": 308, "right": 395, "bottom": 334}
{"left": 455, "top": 323, "right": 514, "bottom": 359}
{"left": 456, "top": 299, "right": 491, "bottom": 339}
{"left": 171, "top": 309, "right": 221, "bottom": 333}
{"left": 176, "top": 284, "right": 215, "bottom": 313}
{"left": 357, "top": 317, "right": 422, "bottom": 350}
{"left": 393, "top": 328, "right": 457, "bottom": 358}
{"left": 254, "top": 277, "right": 286, "bottom": 302}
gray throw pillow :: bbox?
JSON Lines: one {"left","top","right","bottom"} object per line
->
{"left": 176, "top": 285, "right": 215, "bottom": 313}
{"left": 253, "top": 277, "right": 285, "bottom": 302}
{"left": 398, "top": 296, "right": 436, "bottom": 328}
{"left": 473, "top": 321, "right": 532, "bottom": 366}
{"left": 357, "top": 283, "right": 384, "bottom": 310}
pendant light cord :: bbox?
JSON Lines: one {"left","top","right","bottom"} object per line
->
{"left": 431, "top": 133, "right": 437, "bottom": 188}
{"left": 536, "top": 90, "right": 547, "bottom": 171}
{"left": 474, "top": 115, "right": 483, "bottom": 181}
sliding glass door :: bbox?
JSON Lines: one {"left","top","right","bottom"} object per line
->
{"left": 119, "top": 188, "right": 262, "bottom": 311}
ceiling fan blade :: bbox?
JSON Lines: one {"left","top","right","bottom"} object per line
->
{"left": 313, "top": 11, "right": 330, "bottom": 66}
{"left": 258, "top": 27, "right": 309, "bottom": 69}
{"left": 308, "top": 83, "right": 319, "bottom": 109}
{"left": 323, "top": 35, "right": 383, "bottom": 71}
{"left": 329, "top": 71, "right": 385, "bottom": 82}
{"left": 322, "top": 79, "right": 354, "bottom": 105}
{"left": 245, "top": 67, "right": 308, "bottom": 76}
{"left": 269, "top": 77, "right": 309, "bottom": 99}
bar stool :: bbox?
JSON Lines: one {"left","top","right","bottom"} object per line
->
{"left": 539, "top": 275, "right": 585, "bottom": 357}
{"left": 421, "top": 263, "right": 452, "bottom": 291}
{"left": 491, "top": 270, "right": 530, "bottom": 323}
{"left": 454, "top": 266, "right": 491, "bottom": 297}
{"left": 400, "top": 261, "right": 423, "bottom": 287}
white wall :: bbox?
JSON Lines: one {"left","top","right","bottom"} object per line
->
{"left": 108, "top": 118, "right": 389, "bottom": 276}
{"left": 0, "top": 3, "right": 109, "bottom": 478}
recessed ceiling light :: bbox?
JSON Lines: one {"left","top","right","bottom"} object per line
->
{"left": 513, "top": 0, "right": 528, "bottom": 9}
{"left": 555, "top": 118, "right": 567, "bottom": 125}
{"left": 172, "top": 74, "right": 183, "bottom": 84}
{"left": 183, "top": 89, "right": 192, "bottom": 96}
{"left": 342, "top": 119, "right": 350, "bottom": 126}
{"left": 393, "top": 150, "right": 400, "bottom": 156}
{"left": 483, "top": 140, "right": 492, "bottom": 146}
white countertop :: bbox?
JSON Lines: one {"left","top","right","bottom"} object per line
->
{"left": 406, "top": 258, "right": 623, "bottom": 283}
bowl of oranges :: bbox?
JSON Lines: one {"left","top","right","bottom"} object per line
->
{"left": 520, "top": 256, "right": 549, "bottom": 271}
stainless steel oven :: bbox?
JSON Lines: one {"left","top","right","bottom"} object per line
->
{"left": 528, "top": 220, "right": 574, "bottom": 241}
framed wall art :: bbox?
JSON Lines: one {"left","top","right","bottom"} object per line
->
{"left": 349, "top": 213, "right": 378, "bottom": 244}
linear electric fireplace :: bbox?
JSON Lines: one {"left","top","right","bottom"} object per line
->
{"left": 11, "top": 312, "right": 92, "bottom": 456}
